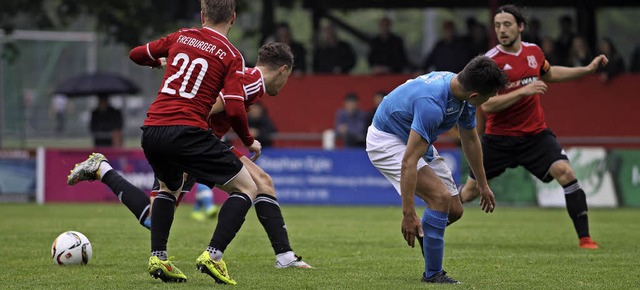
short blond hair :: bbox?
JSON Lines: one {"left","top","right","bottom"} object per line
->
{"left": 201, "top": 0, "right": 235, "bottom": 24}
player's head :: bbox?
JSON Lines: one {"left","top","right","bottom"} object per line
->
{"left": 201, "top": 0, "right": 236, "bottom": 26}
{"left": 256, "top": 42, "right": 294, "bottom": 96}
{"left": 494, "top": 5, "right": 526, "bottom": 48}
{"left": 457, "top": 55, "right": 508, "bottom": 107}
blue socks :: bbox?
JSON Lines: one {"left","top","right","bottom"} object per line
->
{"left": 421, "top": 208, "right": 448, "bottom": 279}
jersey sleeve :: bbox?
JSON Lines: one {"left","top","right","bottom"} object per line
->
{"left": 225, "top": 98, "right": 254, "bottom": 146}
{"left": 129, "top": 31, "right": 177, "bottom": 67}
{"left": 457, "top": 102, "right": 477, "bottom": 130}
{"left": 540, "top": 59, "right": 551, "bottom": 76}
{"left": 539, "top": 46, "right": 551, "bottom": 76}
{"left": 410, "top": 98, "right": 443, "bottom": 145}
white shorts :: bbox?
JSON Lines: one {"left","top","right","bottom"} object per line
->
{"left": 366, "top": 125, "right": 458, "bottom": 197}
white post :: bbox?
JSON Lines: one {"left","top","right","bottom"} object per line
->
{"left": 36, "top": 146, "right": 45, "bottom": 205}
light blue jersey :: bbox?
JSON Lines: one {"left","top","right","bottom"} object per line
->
{"left": 371, "top": 72, "right": 476, "bottom": 161}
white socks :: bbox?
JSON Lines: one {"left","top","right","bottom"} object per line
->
{"left": 98, "top": 161, "right": 113, "bottom": 181}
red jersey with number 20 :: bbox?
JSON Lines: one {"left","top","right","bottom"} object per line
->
{"left": 484, "top": 42, "right": 551, "bottom": 136}
{"left": 209, "top": 67, "right": 266, "bottom": 140}
{"left": 130, "top": 27, "right": 246, "bottom": 131}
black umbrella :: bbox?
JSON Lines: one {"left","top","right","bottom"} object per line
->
{"left": 55, "top": 71, "right": 140, "bottom": 97}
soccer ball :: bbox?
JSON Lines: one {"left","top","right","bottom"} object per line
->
{"left": 51, "top": 231, "right": 92, "bottom": 265}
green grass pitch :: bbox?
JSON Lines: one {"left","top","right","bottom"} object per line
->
{"left": 1, "top": 203, "right": 639, "bottom": 289}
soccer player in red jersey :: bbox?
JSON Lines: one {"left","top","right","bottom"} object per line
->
{"left": 160, "top": 42, "right": 312, "bottom": 268}
{"left": 130, "top": 0, "right": 255, "bottom": 284}
{"left": 68, "top": 42, "right": 311, "bottom": 278}
{"left": 459, "top": 5, "right": 608, "bottom": 249}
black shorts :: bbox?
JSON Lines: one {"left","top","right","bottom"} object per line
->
{"left": 151, "top": 175, "right": 197, "bottom": 193}
{"left": 141, "top": 125, "right": 243, "bottom": 191}
{"left": 470, "top": 128, "right": 568, "bottom": 183}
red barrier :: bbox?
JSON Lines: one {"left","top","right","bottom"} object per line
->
{"left": 259, "top": 74, "right": 640, "bottom": 147}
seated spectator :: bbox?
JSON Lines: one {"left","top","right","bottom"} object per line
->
{"left": 368, "top": 17, "right": 408, "bottom": 74}
{"left": 568, "top": 36, "right": 592, "bottom": 67}
{"left": 422, "top": 20, "right": 473, "bottom": 73}
{"left": 313, "top": 22, "right": 356, "bottom": 74}
{"left": 597, "top": 37, "right": 625, "bottom": 81}
{"left": 273, "top": 22, "right": 307, "bottom": 75}
{"left": 365, "top": 90, "right": 386, "bottom": 128}
{"left": 248, "top": 102, "right": 277, "bottom": 148}
{"left": 335, "top": 93, "right": 367, "bottom": 147}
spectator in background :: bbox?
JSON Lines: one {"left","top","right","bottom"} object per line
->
{"left": 555, "top": 15, "right": 576, "bottom": 66}
{"left": 631, "top": 44, "right": 640, "bottom": 73}
{"left": 313, "top": 22, "right": 356, "bottom": 74}
{"left": 568, "top": 36, "right": 592, "bottom": 67}
{"left": 364, "top": 90, "right": 386, "bottom": 128}
{"left": 597, "top": 38, "right": 626, "bottom": 81}
{"left": 523, "top": 17, "right": 542, "bottom": 46}
{"left": 422, "top": 21, "right": 472, "bottom": 73}
{"left": 541, "top": 36, "right": 560, "bottom": 65}
{"left": 335, "top": 93, "right": 367, "bottom": 147}
{"left": 247, "top": 102, "right": 277, "bottom": 147}
{"left": 273, "top": 22, "right": 307, "bottom": 75}
{"left": 50, "top": 93, "right": 70, "bottom": 133}
{"left": 464, "top": 17, "right": 489, "bottom": 58}
{"left": 90, "top": 94, "right": 123, "bottom": 147}
{"left": 368, "top": 17, "right": 408, "bottom": 74}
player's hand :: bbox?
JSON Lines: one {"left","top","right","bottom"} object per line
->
{"left": 401, "top": 213, "right": 424, "bottom": 248}
{"left": 522, "top": 80, "right": 548, "bottom": 96}
{"left": 588, "top": 54, "right": 609, "bottom": 73}
{"left": 248, "top": 140, "right": 262, "bottom": 161}
{"left": 153, "top": 57, "right": 167, "bottom": 69}
{"left": 477, "top": 184, "right": 496, "bottom": 213}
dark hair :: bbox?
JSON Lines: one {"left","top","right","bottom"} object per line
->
{"left": 201, "top": 0, "right": 235, "bottom": 24}
{"left": 495, "top": 5, "right": 526, "bottom": 26}
{"left": 256, "top": 42, "right": 294, "bottom": 70}
{"left": 344, "top": 92, "right": 359, "bottom": 102}
{"left": 275, "top": 22, "right": 290, "bottom": 31}
{"left": 457, "top": 56, "right": 508, "bottom": 96}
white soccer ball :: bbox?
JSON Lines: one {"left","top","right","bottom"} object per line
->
{"left": 51, "top": 231, "right": 93, "bottom": 265}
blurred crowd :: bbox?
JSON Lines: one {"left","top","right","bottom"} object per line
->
{"left": 265, "top": 15, "right": 640, "bottom": 80}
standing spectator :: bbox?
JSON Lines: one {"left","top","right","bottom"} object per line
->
{"left": 555, "top": 15, "right": 576, "bottom": 66}
{"left": 523, "top": 17, "right": 542, "bottom": 46}
{"left": 597, "top": 38, "right": 626, "bottom": 81}
{"left": 463, "top": 17, "right": 489, "bottom": 57}
{"left": 541, "top": 36, "right": 560, "bottom": 65}
{"left": 335, "top": 93, "right": 367, "bottom": 147}
{"left": 248, "top": 102, "right": 277, "bottom": 147}
{"left": 568, "top": 36, "right": 592, "bottom": 67}
{"left": 631, "top": 44, "right": 640, "bottom": 73}
{"left": 312, "top": 22, "right": 356, "bottom": 74}
{"left": 50, "top": 93, "right": 70, "bottom": 133}
{"left": 273, "top": 22, "right": 307, "bottom": 75}
{"left": 422, "top": 21, "right": 473, "bottom": 73}
{"left": 368, "top": 17, "right": 408, "bottom": 74}
{"left": 90, "top": 94, "right": 123, "bottom": 147}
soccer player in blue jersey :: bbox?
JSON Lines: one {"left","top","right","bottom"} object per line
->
{"left": 366, "top": 55, "right": 507, "bottom": 284}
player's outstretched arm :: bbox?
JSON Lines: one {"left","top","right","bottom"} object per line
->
{"left": 480, "top": 81, "right": 547, "bottom": 113}
{"left": 543, "top": 54, "right": 609, "bottom": 83}
{"left": 459, "top": 127, "right": 495, "bottom": 213}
